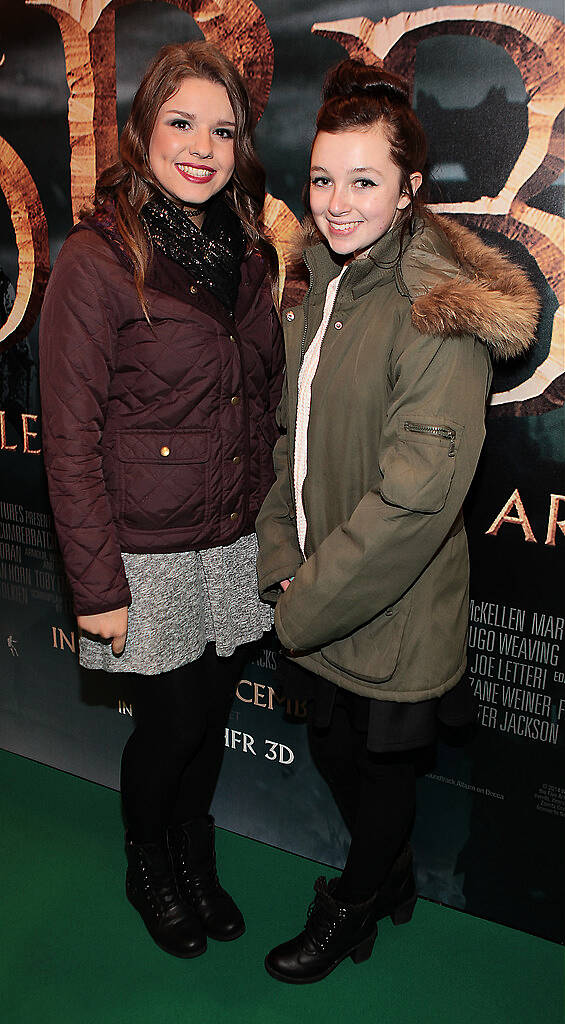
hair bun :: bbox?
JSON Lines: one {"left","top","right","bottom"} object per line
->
{"left": 323, "top": 59, "right": 410, "bottom": 106}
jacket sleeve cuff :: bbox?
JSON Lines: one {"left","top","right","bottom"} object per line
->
{"left": 257, "top": 555, "right": 303, "bottom": 605}
{"left": 73, "top": 586, "right": 132, "bottom": 618}
{"left": 274, "top": 596, "right": 302, "bottom": 652}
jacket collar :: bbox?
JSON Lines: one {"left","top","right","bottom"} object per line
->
{"left": 74, "top": 201, "right": 266, "bottom": 332}
{"left": 304, "top": 222, "right": 402, "bottom": 301}
{"left": 298, "top": 211, "right": 540, "bottom": 360}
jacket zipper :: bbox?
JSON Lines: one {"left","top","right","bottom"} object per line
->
{"left": 299, "top": 250, "right": 313, "bottom": 367}
{"left": 404, "top": 420, "right": 457, "bottom": 456}
{"left": 299, "top": 254, "right": 351, "bottom": 367}
{"left": 288, "top": 254, "right": 314, "bottom": 515}
{"left": 293, "top": 257, "right": 351, "bottom": 543}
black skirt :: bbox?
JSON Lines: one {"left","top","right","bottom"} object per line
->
{"left": 277, "top": 657, "right": 476, "bottom": 753}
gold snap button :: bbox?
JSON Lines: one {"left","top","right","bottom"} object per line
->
{"left": 334, "top": 321, "right": 343, "bottom": 330}
{"left": 189, "top": 284, "right": 197, "bottom": 295}
{"left": 230, "top": 511, "right": 239, "bottom": 521}
{"left": 229, "top": 334, "right": 236, "bottom": 343}
{"left": 230, "top": 395, "right": 240, "bottom": 406}
{"left": 232, "top": 455, "right": 241, "bottom": 464}
{"left": 286, "top": 311, "right": 295, "bottom": 321}
{"left": 160, "top": 446, "right": 170, "bottom": 457}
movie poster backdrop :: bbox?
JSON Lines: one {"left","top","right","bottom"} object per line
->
{"left": 0, "top": 0, "right": 563, "bottom": 943}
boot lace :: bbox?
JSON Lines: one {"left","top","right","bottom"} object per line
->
{"left": 304, "top": 877, "right": 348, "bottom": 951}
{"left": 176, "top": 834, "right": 223, "bottom": 898}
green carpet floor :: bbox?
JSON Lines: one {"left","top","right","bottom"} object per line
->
{"left": 1, "top": 748, "right": 563, "bottom": 1024}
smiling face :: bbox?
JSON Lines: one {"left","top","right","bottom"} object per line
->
{"left": 309, "top": 124, "right": 422, "bottom": 258}
{"left": 148, "top": 76, "right": 236, "bottom": 216}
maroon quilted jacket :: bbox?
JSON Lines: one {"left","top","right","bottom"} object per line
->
{"left": 39, "top": 210, "right": 283, "bottom": 617}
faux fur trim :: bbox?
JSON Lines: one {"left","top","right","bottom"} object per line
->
{"left": 286, "top": 215, "right": 319, "bottom": 271}
{"left": 410, "top": 214, "right": 540, "bottom": 360}
{"left": 294, "top": 212, "right": 540, "bottom": 361}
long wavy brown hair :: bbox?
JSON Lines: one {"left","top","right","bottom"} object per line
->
{"left": 91, "top": 41, "right": 277, "bottom": 312}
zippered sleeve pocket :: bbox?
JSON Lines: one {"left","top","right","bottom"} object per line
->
{"left": 379, "top": 415, "right": 463, "bottom": 513}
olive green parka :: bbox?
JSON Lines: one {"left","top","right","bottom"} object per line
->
{"left": 256, "top": 213, "right": 539, "bottom": 702}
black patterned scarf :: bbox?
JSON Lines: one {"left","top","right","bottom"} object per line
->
{"left": 142, "top": 191, "right": 246, "bottom": 311}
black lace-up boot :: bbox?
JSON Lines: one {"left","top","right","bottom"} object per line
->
{"left": 265, "top": 845, "right": 417, "bottom": 984}
{"left": 168, "top": 816, "right": 245, "bottom": 941}
{"left": 125, "top": 837, "right": 207, "bottom": 958}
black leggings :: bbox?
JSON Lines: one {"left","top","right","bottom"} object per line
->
{"left": 120, "top": 642, "right": 253, "bottom": 843}
{"left": 307, "top": 689, "right": 417, "bottom": 903}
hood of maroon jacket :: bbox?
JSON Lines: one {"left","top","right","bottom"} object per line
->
{"left": 39, "top": 207, "right": 283, "bottom": 616}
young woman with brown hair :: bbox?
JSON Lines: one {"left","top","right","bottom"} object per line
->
{"left": 40, "top": 41, "right": 283, "bottom": 959}
{"left": 257, "top": 58, "right": 539, "bottom": 983}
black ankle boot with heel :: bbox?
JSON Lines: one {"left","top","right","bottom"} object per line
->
{"left": 265, "top": 844, "right": 417, "bottom": 984}
{"left": 125, "top": 836, "right": 206, "bottom": 958}
{"left": 168, "top": 815, "right": 245, "bottom": 941}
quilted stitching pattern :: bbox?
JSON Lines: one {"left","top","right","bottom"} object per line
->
{"left": 40, "top": 224, "right": 283, "bottom": 616}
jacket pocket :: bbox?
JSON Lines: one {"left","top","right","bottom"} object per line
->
{"left": 321, "top": 596, "right": 410, "bottom": 684}
{"left": 379, "top": 416, "right": 463, "bottom": 514}
{"left": 117, "top": 428, "right": 210, "bottom": 531}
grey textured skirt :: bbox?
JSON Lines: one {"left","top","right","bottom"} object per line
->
{"left": 79, "top": 532, "right": 272, "bottom": 676}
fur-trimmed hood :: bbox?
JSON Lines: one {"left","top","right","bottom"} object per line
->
{"left": 296, "top": 212, "right": 540, "bottom": 361}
